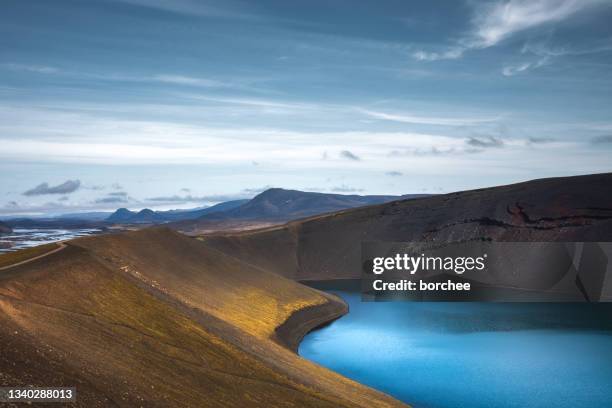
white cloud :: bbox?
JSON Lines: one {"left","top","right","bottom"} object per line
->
{"left": 362, "top": 110, "right": 500, "bottom": 127}
{"left": 151, "top": 75, "right": 228, "bottom": 87}
{"left": 331, "top": 184, "right": 364, "bottom": 193}
{"left": 1, "top": 66, "right": 265, "bottom": 93}
{"left": 412, "top": 0, "right": 605, "bottom": 61}
{"left": 2, "top": 63, "right": 59, "bottom": 74}
{"left": 111, "top": 0, "right": 247, "bottom": 18}
{"left": 0, "top": 104, "right": 484, "bottom": 165}
{"left": 412, "top": 47, "right": 465, "bottom": 62}
{"left": 502, "top": 55, "right": 550, "bottom": 76}
{"left": 181, "top": 93, "right": 315, "bottom": 110}
{"left": 471, "top": 0, "right": 600, "bottom": 48}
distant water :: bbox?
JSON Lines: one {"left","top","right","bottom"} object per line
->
{"left": 299, "top": 291, "right": 612, "bottom": 408}
{"left": 0, "top": 228, "right": 103, "bottom": 253}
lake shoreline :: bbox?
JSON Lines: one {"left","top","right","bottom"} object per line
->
{"left": 275, "top": 289, "right": 349, "bottom": 353}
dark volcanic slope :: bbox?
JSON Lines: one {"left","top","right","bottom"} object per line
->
{"left": 200, "top": 173, "right": 612, "bottom": 283}
{"left": 0, "top": 228, "right": 404, "bottom": 408}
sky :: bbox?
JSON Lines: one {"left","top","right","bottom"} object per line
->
{"left": 1, "top": 0, "right": 612, "bottom": 216}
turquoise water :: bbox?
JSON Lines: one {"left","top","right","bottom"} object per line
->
{"left": 299, "top": 291, "right": 612, "bottom": 408}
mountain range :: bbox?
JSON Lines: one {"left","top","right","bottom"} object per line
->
{"left": 106, "top": 188, "right": 424, "bottom": 225}
{"left": 105, "top": 199, "right": 249, "bottom": 223}
{"left": 2, "top": 188, "right": 422, "bottom": 233}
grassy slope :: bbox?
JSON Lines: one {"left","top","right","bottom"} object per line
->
{"left": 0, "top": 228, "right": 405, "bottom": 408}
{"left": 72, "top": 228, "right": 323, "bottom": 339}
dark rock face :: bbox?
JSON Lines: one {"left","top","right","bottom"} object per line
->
{"left": 202, "top": 173, "right": 612, "bottom": 298}
{"left": 0, "top": 221, "right": 12, "bottom": 234}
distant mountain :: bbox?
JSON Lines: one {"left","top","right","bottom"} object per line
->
{"left": 0, "top": 221, "right": 11, "bottom": 234}
{"left": 135, "top": 209, "right": 165, "bottom": 223}
{"left": 172, "top": 188, "right": 428, "bottom": 234}
{"left": 201, "top": 188, "right": 425, "bottom": 221}
{"left": 106, "top": 208, "right": 166, "bottom": 224}
{"left": 105, "top": 199, "right": 248, "bottom": 224}
{"left": 56, "top": 211, "right": 113, "bottom": 221}
{"left": 106, "top": 208, "right": 136, "bottom": 223}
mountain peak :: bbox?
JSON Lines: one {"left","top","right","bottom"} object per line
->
{"left": 208, "top": 188, "right": 404, "bottom": 221}
{"left": 106, "top": 208, "right": 136, "bottom": 223}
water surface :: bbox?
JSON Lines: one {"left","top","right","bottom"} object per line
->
{"left": 0, "top": 228, "right": 103, "bottom": 253}
{"left": 299, "top": 291, "right": 612, "bottom": 408}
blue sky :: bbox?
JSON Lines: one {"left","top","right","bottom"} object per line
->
{"left": 1, "top": 0, "right": 611, "bottom": 216}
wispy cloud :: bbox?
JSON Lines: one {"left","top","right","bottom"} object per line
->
{"left": 412, "top": 0, "right": 605, "bottom": 61}
{"left": 331, "top": 184, "right": 364, "bottom": 193}
{"left": 502, "top": 56, "right": 550, "bottom": 76}
{"left": 111, "top": 0, "right": 250, "bottom": 19}
{"left": 389, "top": 147, "right": 457, "bottom": 157}
{"left": 2, "top": 63, "right": 59, "bottom": 74}
{"left": 151, "top": 74, "right": 228, "bottom": 88}
{"left": 528, "top": 136, "right": 556, "bottom": 144}
{"left": 471, "top": 0, "right": 600, "bottom": 48}
{"left": 23, "top": 180, "right": 81, "bottom": 196}
{"left": 145, "top": 187, "right": 268, "bottom": 205}
{"left": 96, "top": 72, "right": 255, "bottom": 91}
{"left": 362, "top": 110, "right": 499, "bottom": 126}
{"left": 411, "top": 47, "right": 465, "bottom": 62}
{"left": 385, "top": 171, "right": 403, "bottom": 177}
{"left": 94, "top": 192, "right": 129, "bottom": 204}
{"left": 181, "top": 93, "right": 314, "bottom": 110}
{"left": 2, "top": 65, "right": 259, "bottom": 92}
{"left": 507, "top": 36, "right": 612, "bottom": 75}
{"left": 108, "top": 191, "right": 128, "bottom": 197}
{"left": 145, "top": 193, "right": 250, "bottom": 204}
